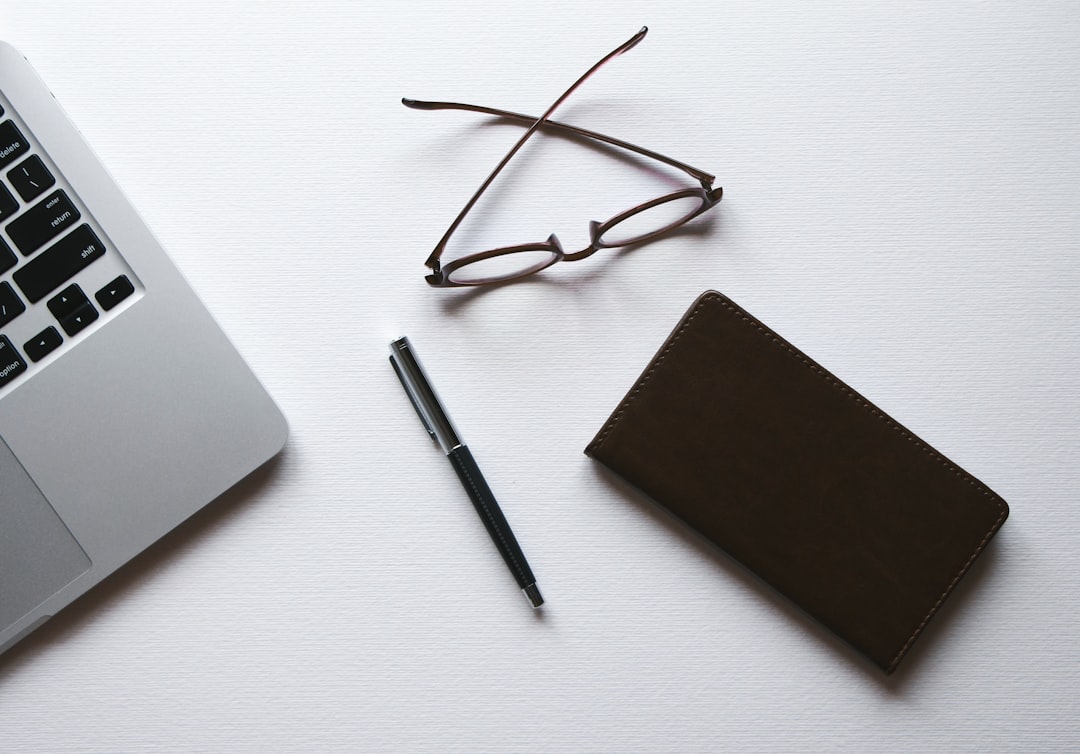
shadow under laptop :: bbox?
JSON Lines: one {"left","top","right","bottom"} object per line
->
{"left": 0, "top": 451, "right": 289, "bottom": 679}
{"left": 589, "top": 464, "right": 1009, "bottom": 691}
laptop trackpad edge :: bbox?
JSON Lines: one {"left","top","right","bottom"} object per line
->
{"left": 0, "top": 434, "right": 91, "bottom": 633}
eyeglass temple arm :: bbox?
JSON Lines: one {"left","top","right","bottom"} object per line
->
{"left": 416, "top": 27, "right": 649, "bottom": 272}
{"left": 402, "top": 99, "right": 716, "bottom": 187}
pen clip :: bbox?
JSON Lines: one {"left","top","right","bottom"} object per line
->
{"left": 390, "top": 354, "right": 437, "bottom": 443}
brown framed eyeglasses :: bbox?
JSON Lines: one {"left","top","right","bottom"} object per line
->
{"left": 404, "top": 27, "right": 722, "bottom": 287}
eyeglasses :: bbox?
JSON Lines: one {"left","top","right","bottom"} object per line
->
{"left": 404, "top": 26, "right": 722, "bottom": 287}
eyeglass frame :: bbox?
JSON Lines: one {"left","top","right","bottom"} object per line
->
{"left": 404, "top": 27, "right": 722, "bottom": 287}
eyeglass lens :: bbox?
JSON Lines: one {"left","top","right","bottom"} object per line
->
{"left": 446, "top": 248, "right": 561, "bottom": 286}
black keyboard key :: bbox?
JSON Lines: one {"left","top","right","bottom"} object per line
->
{"left": 0, "top": 237, "right": 15, "bottom": 275}
{"left": 95, "top": 275, "right": 134, "bottom": 311}
{"left": 0, "top": 282, "right": 26, "bottom": 328}
{"left": 0, "top": 183, "right": 17, "bottom": 223}
{"left": 13, "top": 224, "right": 105, "bottom": 303}
{"left": 0, "top": 335, "right": 27, "bottom": 388}
{"left": 24, "top": 326, "right": 62, "bottom": 363}
{"left": 59, "top": 302, "right": 98, "bottom": 336}
{"left": 7, "top": 155, "right": 56, "bottom": 203}
{"left": 6, "top": 189, "right": 81, "bottom": 256}
{"left": 0, "top": 120, "right": 30, "bottom": 169}
{"left": 48, "top": 283, "right": 89, "bottom": 319}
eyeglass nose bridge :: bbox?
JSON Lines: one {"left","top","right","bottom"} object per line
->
{"left": 557, "top": 223, "right": 604, "bottom": 263}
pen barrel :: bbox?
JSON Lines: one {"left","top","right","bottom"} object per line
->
{"left": 447, "top": 445, "right": 536, "bottom": 589}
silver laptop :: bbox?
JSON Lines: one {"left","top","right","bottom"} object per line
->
{"left": 0, "top": 43, "right": 287, "bottom": 656}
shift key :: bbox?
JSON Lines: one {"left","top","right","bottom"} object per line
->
{"left": 13, "top": 225, "right": 106, "bottom": 303}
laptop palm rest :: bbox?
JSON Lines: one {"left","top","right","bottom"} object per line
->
{"left": 0, "top": 435, "right": 90, "bottom": 632}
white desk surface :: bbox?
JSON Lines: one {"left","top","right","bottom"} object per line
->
{"left": 2, "top": 2, "right": 1078, "bottom": 751}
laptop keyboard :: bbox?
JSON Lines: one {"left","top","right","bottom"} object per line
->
{"left": 0, "top": 95, "right": 141, "bottom": 394}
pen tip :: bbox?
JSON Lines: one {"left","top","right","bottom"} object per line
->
{"left": 523, "top": 584, "right": 544, "bottom": 609}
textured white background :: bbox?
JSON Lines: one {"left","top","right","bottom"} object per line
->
{"left": 1, "top": 1, "right": 1078, "bottom": 751}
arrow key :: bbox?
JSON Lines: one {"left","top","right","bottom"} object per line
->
{"left": 24, "top": 326, "right": 62, "bottom": 363}
{"left": 95, "top": 274, "right": 134, "bottom": 311}
{"left": 59, "top": 301, "right": 98, "bottom": 336}
{"left": 48, "top": 283, "right": 89, "bottom": 319}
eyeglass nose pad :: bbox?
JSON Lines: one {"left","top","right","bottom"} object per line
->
{"left": 547, "top": 233, "right": 565, "bottom": 253}
{"left": 587, "top": 219, "right": 604, "bottom": 244}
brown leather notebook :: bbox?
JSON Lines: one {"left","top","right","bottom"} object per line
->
{"left": 586, "top": 291, "right": 1009, "bottom": 674}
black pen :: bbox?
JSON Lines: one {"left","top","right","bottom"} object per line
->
{"left": 389, "top": 336, "right": 544, "bottom": 609}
